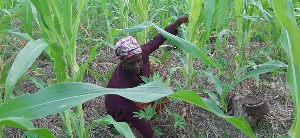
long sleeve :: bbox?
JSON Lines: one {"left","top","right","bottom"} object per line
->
{"left": 141, "top": 23, "right": 179, "bottom": 56}
{"left": 105, "top": 65, "right": 155, "bottom": 137}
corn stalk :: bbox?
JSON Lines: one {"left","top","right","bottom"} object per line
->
{"left": 128, "top": 0, "right": 151, "bottom": 44}
{"left": 16, "top": 0, "right": 86, "bottom": 137}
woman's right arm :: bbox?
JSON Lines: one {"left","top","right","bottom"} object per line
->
{"left": 142, "top": 15, "right": 189, "bottom": 55}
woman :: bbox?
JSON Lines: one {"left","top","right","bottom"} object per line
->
{"left": 105, "top": 15, "right": 188, "bottom": 138}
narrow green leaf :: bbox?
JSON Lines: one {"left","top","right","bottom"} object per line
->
{"left": 0, "top": 81, "right": 173, "bottom": 119}
{"left": 62, "top": 0, "right": 72, "bottom": 40}
{"left": 274, "top": 0, "right": 300, "bottom": 71}
{"left": 96, "top": 115, "right": 135, "bottom": 138}
{"left": 248, "top": 0, "right": 279, "bottom": 45}
{"left": 154, "top": 25, "right": 216, "bottom": 67}
{"left": 221, "top": 60, "right": 287, "bottom": 104}
{"left": 49, "top": 42, "right": 66, "bottom": 83}
{"left": 235, "top": 0, "right": 244, "bottom": 52}
{"left": 287, "top": 61, "right": 300, "bottom": 136}
{"left": 67, "top": 109, "right": 81, "bottom": 138}
{"left": 5, "top": 26, "right": 32, "bottom": 41}
{"left": 242, "top": 14, "right": 262, "bottom": 21}
{"left": 228, "top": 65, "right": 250, "bottom": 82}
{"left": 119, "top": 21, "right": 153, "bottom": 33}
{"left": 4, "top": 39, "right": 49, "bottom": 102}
{"left": 22, "top": 0, "right": 33, "bottom": 37}
{"left": 200, "top": 0, "right": 216, "bottom": 45}
{"left": 187, "top": 0, "right": 204, "bottom": 43}
{"left": 160, "top": 51, "right": 171, "bottom": 64}
{"left": 169, "top": 91, "right": 254, "bottom": 138}
{"left": 202, "top": 70, "right": 223, "bottom": 95}
{"left": 77, "top": 45, "right": 100, "bottom": 82}
{"left": 27, "top": 77, "right": 47, "bottom": 89}
{"left": 0, "top": 117, "right": 54, "bottom": 138}
{"left": 0, "top": 61, "right": 11, "bottom": 85}
{"left": 118, "top": 22, "right": 216, "bottom": 67}
{"left": 274, "top": 1, "right": 300, "bottom": 135}
{"left": 86, "top": 67, "right": 108, "bottom": 86}
{"left": 280, "top": 27, "right": 292, "bottom": 60}
{"left": 215, "top": 0, "right": 230, "bottom": 31}
{"left": 171, "top": 50, "right": 188, "bottom": 69}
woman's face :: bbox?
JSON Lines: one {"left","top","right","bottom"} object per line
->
{"left": 123, "top": 54, "right": 143, "bottom": 75}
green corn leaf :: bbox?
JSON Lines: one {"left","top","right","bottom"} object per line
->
{"left": 228, "top": 65, "right": 250, "bottom": 82}
{"left": 5, "top": 26, "right": 32, "bottom": 41}
{"left": 187, "top": 0, "right": 204, "bottom": 43}
{"left": 169, "top": 91, "right": 254, "bottom": 138}
{"left": 286, "top": 61, "right": 300, "bottom": 136}
{"left": 235, "top": 0, "right": 244, "bottom": 52}
{"left": 274, "top": 0, "right": 300, "bottom": 71}
{"left": 49, "top": 42, "right": 67, "bottom": 83}
{"left": 0, "top": 61, "right": 11, "bottom": 85}
{"left": 215, "top": 0, "right": 230, "bottom": 31}
{"left": 77, "top": 45, "right": 100, "bottom": 82}
{"left": 171, "top": 50, "right": 188, "bottom": 69}
{"left": 202, "top": 70, "right": 223, "bottom": 95}
{"left": 274, "top": 0, "right": 300, "bottom": 136}
{"left": 0, "top": 81, "right": 172, "bottom": 119}
{"left": 67, "top": 109, "right": 82, "bottom": 138}
{"left": 4, "top": 39, "right": 49, "bottom": 102}
{"left": 248, "top": 0, "right": 279, "bottom": 45}
{"left": 118, "top": 22, "right": 216, "bottom": 67}
{"left": 160, "top": 51, "right": 171, "bottom": 64}
{"left": 221, "top": 60, "right": 287, "bottom": 105}
{"left": 118, "top": 21, "right": 153, "bottom": 33}
{"left": 27, "top": 77, "right": 47, "bottom": 89}
{"left": 96, "top": 115, "right": 135, "bottom": 138}
{"left": 242, "top": 14, "right": 262, "bottom": 21}
{"left": 86, "top": 67, "right": 108, "bottom": 86}
{"left": 22, "top": 0, "right": 33, "bottom": 37}
{"left": 280, "top": 26, "right": 292, "bottom": 60}
{"left": 154, "top": 24, "right": 216, "bottom": 67}
{"left": 62, "top": 0, "right": 73, "bottom": 41}
{"left": 200, "top": 0, "right": 216, "bottom": 46}
{"left": 0, "top": 117, "right": 54, "bottom": 138}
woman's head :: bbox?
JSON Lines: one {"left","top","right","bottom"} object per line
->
{"left": 115, "top": 36, "right": 143, "bottom": 75}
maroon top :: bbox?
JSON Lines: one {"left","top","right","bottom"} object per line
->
{"left": 105, "top": 24, "right": 178, "bottom": 138}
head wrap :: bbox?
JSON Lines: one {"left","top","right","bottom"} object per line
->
{"left": 115, "top": 36, "right": 142, "bottom": 61}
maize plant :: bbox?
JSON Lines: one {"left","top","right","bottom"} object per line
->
{"left": 0, "top": 0, "right": 298, "bottom": 137}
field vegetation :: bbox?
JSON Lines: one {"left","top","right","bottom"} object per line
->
{"left": 0, "top": 0, "right": 300, "bottom": 137}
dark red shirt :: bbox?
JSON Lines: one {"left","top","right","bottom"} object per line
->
{"left": 105, "top": 24, "right": 178, "bottom": 138}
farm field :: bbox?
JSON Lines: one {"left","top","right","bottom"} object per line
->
{"left": 0, "top": 0, "right": 299, "bottom": 137}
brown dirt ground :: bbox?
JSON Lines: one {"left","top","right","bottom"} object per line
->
{"left": 3, "top": 36, "right": 293, "bottom": 138}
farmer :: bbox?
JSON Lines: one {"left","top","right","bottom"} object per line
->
{"left": 105, "top": 14, "right": 188, "bottom": 138}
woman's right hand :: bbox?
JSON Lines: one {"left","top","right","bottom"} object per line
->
{"left": 173, "top": 14, "right": 189, "bottom": 28}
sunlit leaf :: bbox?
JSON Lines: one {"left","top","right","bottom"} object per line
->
{"left": 0, "top": 81, "right": 172, "bottom": 119}
{"left": 0, "top": 117, "right": 54, "bottom": 138}
{"left": 22, "top": 0, "right": 33, "bottom": 37}
{"left": 221, "top": 60, "right": 287, "bottom": 105}
{"left": 96, "top": 115, "right": 135, "bottom": 138}
{"left": 4, "top": 39, "right": 49, "bottom": 102}
{"left": 118, "top": 22, "right": 216, "bottom": 67}
{"left": 5, "top": 26, "right": 32, "bottom": 41}
{"left": 169, "top": 91, "right": 254, "bottom": 138}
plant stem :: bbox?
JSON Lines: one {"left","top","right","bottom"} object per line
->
{"left": 0, "top": 126, "right": 5, "bottom": 138}
{"left": 77, "top": 105, "right": 85, "bottom": 137}
{"left": 64, "top": 111, "right": 74, "bottom": 138}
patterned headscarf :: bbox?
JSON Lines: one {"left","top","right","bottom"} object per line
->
{"left": 115, "top": 36, "right": 142, "bottom": 61}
